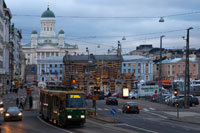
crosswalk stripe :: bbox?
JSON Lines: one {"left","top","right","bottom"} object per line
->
{"left": 105, "top": 108, "right": 109, "bottom": 111}
{"left": 149, "top": 108, "right": 155, "bottom": 110}
{"left": 143, "top": 108, "right": 149, "bottom": 112}
{"left": 118, "top": 109, "right": 122, "bottom": 111}
{"left": 97, "top": 108, "right": 102, "bottom": 110}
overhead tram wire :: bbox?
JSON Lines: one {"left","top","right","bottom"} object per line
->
{"left": 12, "top": 10, "right": 200, "bottom": 19}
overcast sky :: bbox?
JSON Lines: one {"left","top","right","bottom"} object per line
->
{"left": 5, "top": 0, "right": 200, "bottom": 54}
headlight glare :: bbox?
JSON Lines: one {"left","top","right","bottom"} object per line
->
{"left": 5, "top": 113, "right": 10, "bottom": 117}
{"left": 18, "top": 112, "right": 22, "bottom": 116}
{"left": 81, "top": 115, "right": 85, "bottom": 119}
{"left": 67, "top": 115, "right": 72, "bottom": 119}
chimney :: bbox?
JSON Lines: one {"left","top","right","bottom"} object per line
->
{"left": 117, "top": 41, "right": 121, "bottom": 56}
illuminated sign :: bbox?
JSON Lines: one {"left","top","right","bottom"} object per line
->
{"left": 70, "top": 95, "right": 81, "bottom": 98}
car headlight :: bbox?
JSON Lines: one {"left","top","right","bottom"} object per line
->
{"left": 18, "top": 112, "right": 23, "bottom": 116}
{"left": 0, "top": 101, "right": 3, "bottom": 104}
{"left": 80, "top": 115, "right": 85, "bottom": 119}
{"left": 5, "top": 113, "right": 10, "bottom": 117}
{"left": 67, "top": 115, "right": 72, "bottom": 119}
{"left": 0, "top": 107, "right": 4, "bottom": 111}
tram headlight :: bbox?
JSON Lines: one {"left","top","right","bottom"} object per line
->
{"left": 67, "top": 115, "right": 72, "bottom": 119}
{"left": 80, "top": 115, "right": 85, "bottom": 119}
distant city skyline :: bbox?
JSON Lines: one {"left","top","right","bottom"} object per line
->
{"left": 5, "top": 0, "right": 200, "bottom": 54}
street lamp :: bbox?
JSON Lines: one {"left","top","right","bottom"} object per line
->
{"left": 159, "top": 35, "right": 165, "bottom": 98}
{"left": 159, "top": 17, "right": 165, "bottom": 23}
{"left": 183, "top": 27, "right": 193, "bottom": 108}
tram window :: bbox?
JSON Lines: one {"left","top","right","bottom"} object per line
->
{"left": 67, "top": 94, "right": 85, "bottom": 108}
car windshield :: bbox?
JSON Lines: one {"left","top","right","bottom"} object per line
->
{"left": 67, "top": 94, "right": 85, "bottom": 108}
{"left": 127, "top": 103, "right": 138, "bottom": 106}
{"left": 7, "top": 107, "right": 19, "bottom": 112}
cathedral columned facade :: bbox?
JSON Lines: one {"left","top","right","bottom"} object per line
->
{"left": 22, "top": 6, "right": 78, "bottom": 65}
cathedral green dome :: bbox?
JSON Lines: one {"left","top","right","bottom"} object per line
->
{"left": 41, "top": 7, "right": 55, "bottom": 18}
{"left": 31, "top": 30, "right": 37, "bottom": 34}
{"left": 59, "top": 29, "right": 65, "bottom": 34}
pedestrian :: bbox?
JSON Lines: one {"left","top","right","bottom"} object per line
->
{"left": 29, "top": 95, "right": 33, "bottom": 109}
{"left": 16, "top": 97, "right": 19, "bottom": 107}
{"left": 19, "top": 98, "right": 24, "bottom": 110}
{"left": 108, "top": 91, "right": 111, "bottom": 97}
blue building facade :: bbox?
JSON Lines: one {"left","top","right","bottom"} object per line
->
{"left": 37, "top": 56, "right": 65, "bottom": 83}
{"left": 122, "top": 55, "right": 153, "bottom": 82}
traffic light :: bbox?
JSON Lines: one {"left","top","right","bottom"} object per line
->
{"left": 72, "top": 79, "right": 76, "bottom": 84}
{"left": 174, "top": 89, "right": 178, "bottom": 96}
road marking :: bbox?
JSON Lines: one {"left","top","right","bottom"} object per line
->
{"left": 97, "top": 108, "right": 102, "bottom": 110}
{"left": 144, "top": 112, "right": 167, "bottom": 119}
{"left": 118, "top": 123, "right": 159, "bottom": 133}
{"left": 149, "top": 108, "right": 155, "bottom": 110}
{"left": 143, "top": 108, "right": 149, "bottom": 112}
{"left": 105, "top": 108, "right": 109, "bottom": 110}
{"left": 37, "top": 116, "right": 74, "bottom": 133}
{"left": 117, "top": 109, "right": 122, "bottom": 111}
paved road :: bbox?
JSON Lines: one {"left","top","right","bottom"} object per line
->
{"left": 87, "top": 99, "right": 200, "bottom": 133}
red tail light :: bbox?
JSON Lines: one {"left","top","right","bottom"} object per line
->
{"left": 109, "top": 99, "right": 112, "bottom": 101}
{"left": 138, "top": 106, "right": 140, "bottom": 110}
{"left": 116, "top": 99, "right": 118, "bottom": 101}
{"left": 127, "top": 106, "right": 130, "bottom": 109}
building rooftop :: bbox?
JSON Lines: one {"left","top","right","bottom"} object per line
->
{"left": 122, "top": 55, "right": 151, "bottom": 61}
{"left": 162, "top": 57, "right": 197, "bottom": 63}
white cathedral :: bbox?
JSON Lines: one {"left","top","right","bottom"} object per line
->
{"left": 22, "top": 6, "right": 78, "bottom": 64}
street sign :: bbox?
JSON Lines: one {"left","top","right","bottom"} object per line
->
{"left": 31, "top": 67, "right": 35, "bottom": 72}
{"left": 110, "top": 108, "right": 117, "bottom": 115}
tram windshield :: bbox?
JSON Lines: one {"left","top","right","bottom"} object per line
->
{"left": 67, "top": 94, "right": 85, "bottom": 108}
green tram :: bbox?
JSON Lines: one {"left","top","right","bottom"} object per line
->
{"left": 40, "top": 87, "right": 86, "bottom": 126}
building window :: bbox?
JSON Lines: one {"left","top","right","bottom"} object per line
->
{"left": 60, "top": 77, "right": 62, "bottom": 81}
{"left": 168, "top": 71, "right": 170, "bottom": 74}
{"left": 123, "top": 63, "right": 126, "bottom": 67}
{"left": 60, "top": 70, "right": 63, "bottom": 74}
{"left": 138, "top": 63, "right": 140, "bottom": 67}
{"left": 123, "top": 69, "right": 126, "bottom": 73}
{"left": 42, "top": 77, "right": 44, "bottom": 81}
{"left": 28, "top": 54, "right": 30, "bottom": 56}
{"left": 55, "top": 64, "right": 57, "bottom": 68}
{"left": 42, "top": 52, "right": 45, "bottom": 56}
{"left": 133, "top": 64, "right": 136, "bottom": 67}
{"left": 51, "top": 52, "right": 54, "bottom": 56}
{"left": 172, "top": 65, "right": 175, "bottom": 68}
{"left": 37, "top": 53, "right": 40, "bottom": 56}
{"left": 27, "top": 59, "right": 30, "bottom": 63}
{"left": 44, "top": 27, "right": 46, "bottom": 31}
{"left": 50, "top": 64, "right": 52, "bottom": 68}
{"left": 133, "top": 69, "right": 135, "bottom": 73}
{"left": 56, "top": 52, "right": 59, "bottom": 56}
{"left": 128, "top": 69, "right": 131, "bottom": 73}
{"left": 138, "top": 69, "right": 140, "bottom": 73}
{"left": 47, "top": 27, "right": 49, "bottom": 31}
{"left": 46, "top": 52, "right": 50, "bottom": 57}
{"left": 173, "top": 71, "right": 175, "bottom": 74}
{"left": 146, "top": 76, "right": 149, "bottom": 80}
{"left": 178, "top": 65, "right": 181, "bottom": 68}
{"left": 60, "top": 64, "right": 62, "bottom": 68}
{"left": 146, "top": 68, "right": 148, "bottom": 73}
{"left": 128, "top": 64, "right": 131, "bottom": 67}
{"left": 168, "top": 65, "right": 170, "bottom": 68}
{"left": 50, "top": 70, "right": 52, "bottom": 74}
{"left": 42, "top": 64, "right": 45, "bottom": 68}
{"left": 55, "top": 70, "right": 58, "bottom": 74}
{"left": 146, "top": 63, "right": 148, "bottom": 66}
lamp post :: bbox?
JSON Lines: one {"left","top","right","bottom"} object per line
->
{"left": 159, "top": 35, "right": 165, "bottom": 98}
{"left": 183, "top": 27, "right": 193, "bottom": 108}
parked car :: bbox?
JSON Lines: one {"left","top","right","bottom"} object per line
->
{"left": 86, "top": 92, "right": 92, "bottom": 99}
{"left": 112, "top": 92, "right": 120, "bottom": 98}
{"left": 178, "top": 95, "right": 199, "bottom": 106}
{"left": 129, "top": 91, "right": 139, "bottom": 99}
{"left": 106, "top": 97, "right": 118, "bottom": 105}
{"left": 4, "top": 107, "right": 23, "bottom": 121}
{"left": 122, "top": 102, "right": 140, "bottom": 114}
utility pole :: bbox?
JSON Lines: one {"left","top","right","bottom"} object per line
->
{"left": 184, "top": 27, "right": 193, "bottom": 108}
{"left": 159, "top": 35, "right": 165, "bottom": 100}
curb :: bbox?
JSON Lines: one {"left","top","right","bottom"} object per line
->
{"left": 88, "top": 115, "right": 120, "bottom": 123}
{"left": 168, "top": 117, "right": 200, "bottom": 125}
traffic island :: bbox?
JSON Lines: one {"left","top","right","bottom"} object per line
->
{"left": 87, "top": 109, "right": 120, "bottom": 123}
{"left": 168, "top": 117, "right": 200, "bottom": 125}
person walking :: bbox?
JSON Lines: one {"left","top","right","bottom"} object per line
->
{"left": 16, "top": 97, "right": 19, "bottom": 107}
{"left": 19, "top": 97, "right": 24, "bottom": 110}
{"left": 29, "top": 95, "right": 33, "bottom": 109}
